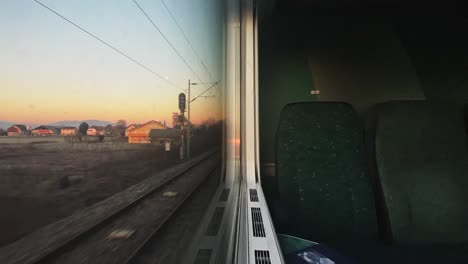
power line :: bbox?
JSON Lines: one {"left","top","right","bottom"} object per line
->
{"left": 191, "top": 81, "right": 220, "bottom": 103}
{"left": 160, "top": 0, "right": 217, "bottom": 84}
{"left": 32, "top": 0, "right": 184, "bottom": 92}
{"left": 132, "top": 0, "right": 208, "bottom": 91}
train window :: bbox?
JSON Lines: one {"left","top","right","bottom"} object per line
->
{"left": 0, "top": 0, "right": 241, "bottom": 263}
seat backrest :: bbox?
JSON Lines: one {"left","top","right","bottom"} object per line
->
{"left": 375, "top": 101, "right": 468, "bottom": 245}
{"left": 276, "top": 102, "right": 378, "bottom": 244}
{"left": 464, "top": 104, "right": 468, "bottom": 137}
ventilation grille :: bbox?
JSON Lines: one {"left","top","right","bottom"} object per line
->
{"left": 193, "top": 249, "right": 212, "bottom": 264}
{"left": 206, "top": 207, "right": 225, "bottom": 236}
{"left": 219, "top": 188, "right": 230, "bottom": 202}
{"left": 249, "top": 189, "right": 259, "bottom": 202}
{"left": 251, "top": 207, "right": 266, "bottom": 237}
{"left": 254, "top": 250, "right": 271, "bottom": 264}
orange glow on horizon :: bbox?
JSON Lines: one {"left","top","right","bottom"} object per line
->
{"left": 0, "top": 99, "right": 223, "bottom": 126}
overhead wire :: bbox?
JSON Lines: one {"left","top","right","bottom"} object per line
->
{"left": 159, "top": 0, "right": 217, "bottom": 86}
{"left": 32, "top": 0, "right": 185, "bottom": 92}
{"left": 132, "top": 0, "right": 209, "bottom": 91}
{"left": 191, "top": 81, "right": 220, "bottom": 103}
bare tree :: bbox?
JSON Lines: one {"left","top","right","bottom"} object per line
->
{"left": 116, "top": 120, "right": 127, "bottom": 128}
{"left": 116, "top": 120, "right": 127, "bottom": 137}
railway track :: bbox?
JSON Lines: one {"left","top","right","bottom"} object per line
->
{"left": 131, "top": 166, "right": 222, "bottom": 264}
{"left": 0, "top": 149, "right": 220, "bottom": 264}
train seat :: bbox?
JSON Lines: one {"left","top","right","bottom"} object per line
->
{"left": 373, "top": 101, "right": 468, "bottom": 245}
{"left": 275, "top": 102, "right": 378, "bottom": 245}
{"left": 370, "top": 101, "right": 468, "bottom": 262}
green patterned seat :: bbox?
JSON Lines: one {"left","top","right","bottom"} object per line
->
{"left": 276, "top": 102, "right": 378, "bottom": 244}
{"left": 375, "top": 101, "right": 468, "bottom": 245}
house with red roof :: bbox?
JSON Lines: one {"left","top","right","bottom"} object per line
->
{"left": 7, "top": 124, "right": 28, "bottom": 136}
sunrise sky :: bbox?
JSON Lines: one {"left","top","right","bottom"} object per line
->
{"left": 0, "top": 0, "right": 224, "bottom": 125}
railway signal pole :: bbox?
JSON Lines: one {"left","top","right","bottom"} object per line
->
{"left": 187, "top": 79, "right": 191, "bottom": 160}
{"left": 178, "top": 93, "right": 186, "bottom": 160}
{"left": 187, "top": 80, "right": 220, "bottom": 159}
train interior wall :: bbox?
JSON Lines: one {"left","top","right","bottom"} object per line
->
{"left": 258, "top": 4, "right": 468, "bottom": 209}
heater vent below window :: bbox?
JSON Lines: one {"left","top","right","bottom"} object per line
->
{"left": 206, "top": 207, "right": 225, "bottom": 236}
{"left": 249, "top": 189, "right": 259, "bottom": 202}
{"left": 219, "top": 188, "right": 230, "bottom": 202}
{"left": 254, "top": 250, "right": 271, "bottom": 264}
{"left": 251, "top": 207, "right": 266, "bottom": 237}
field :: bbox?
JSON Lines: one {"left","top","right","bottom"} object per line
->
{"left": 0, "top": 138, "right": 181, "bottom": 247}
{"left": 0, "top": 122, "right": 222, "bottom": 248}
{"left": 0, "top": 136, "right": 65, "bottom": 144}
{"left": 0, "top": 136, "right": 136, "bottom": 149}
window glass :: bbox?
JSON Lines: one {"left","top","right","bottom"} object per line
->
{"left": 0, "top": 0, "right": 227, "bottom": 261}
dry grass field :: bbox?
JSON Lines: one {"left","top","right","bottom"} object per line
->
{"left": 0, "top": 123, "right": 222, "bottom": 248}
{"left": 0, "top": 141, "right": 181, "bottom": 247}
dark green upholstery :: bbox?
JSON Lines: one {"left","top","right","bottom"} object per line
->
{"left": 375, "top": 101, "right": 468, "bottom": 245}
{"left": 276, "top": 102, "right": 378, "bottom": 244}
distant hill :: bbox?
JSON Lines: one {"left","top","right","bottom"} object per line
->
{"left": 0, "top": 121, "right": 14, "bottom": 130}
{"left": 48, "top": 120, "right": 114, "bottom": 128}
{"left": 0, "top": 120, "right": 114, "bottom": 130}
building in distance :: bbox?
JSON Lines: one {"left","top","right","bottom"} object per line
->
{"left": 61, "top": 127, "right": 77, "bottom": 136}
{"left": 127, "top": 120, "right": 167, "bottom": 144}
{"left": 149, "top": 128, "right": 181, "bottom": 144}
{"left": 172, "top": 112, "right": 180, "bottom": 128}
{"left": 87, "top": 126, "right": 105, "bottom": 136}
{"left": 31, "top": 126, "right": 61, "bottom": 136}
{"left": 7, "top": 124, "right": 28, "bottom": 136}
{"left": 125, "top": 124, "right": 140, "bottom": 137}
